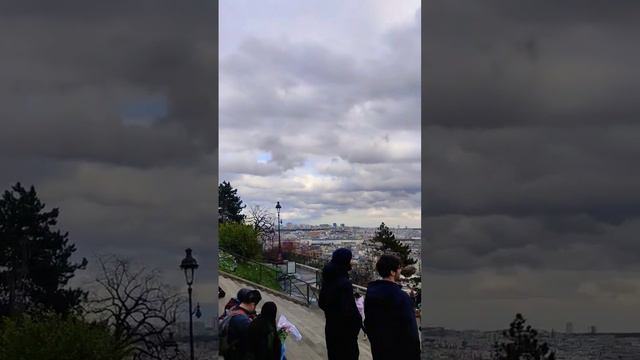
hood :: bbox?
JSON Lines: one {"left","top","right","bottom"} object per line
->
{"left": 322, "top": 248, "right": 352, "bottom": 281}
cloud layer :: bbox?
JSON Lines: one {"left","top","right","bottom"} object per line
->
{"left": 220, "top": 1, "right": 421, "bottom": 227}
{"left": 0, "top": 0, "right": 218, "bottom": 312}
{"left": 423, "top": 0, "right": 640, "bottom": 331}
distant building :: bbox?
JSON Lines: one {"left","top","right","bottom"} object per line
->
{"left": 566, "top": 322, "right": 573, "bottom": 334}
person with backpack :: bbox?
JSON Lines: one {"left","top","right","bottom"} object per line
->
{"left": 219, "top": 289, "right": 262, "bottom": 359}
{"left": 220, "top": 288, "right": 257, "bottom": 321}
{"left": 246, "top": 301, "right": 282, "bottom": 360}
{"left": 318, "top": 248, "right": 362, "bottom": 360}
{"left": 364, "top": 255, "right": 420, "bottom": 360}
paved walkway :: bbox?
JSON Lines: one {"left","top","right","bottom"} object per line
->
{"left": 219, "top": 275, "right": 373, "bottom": 360}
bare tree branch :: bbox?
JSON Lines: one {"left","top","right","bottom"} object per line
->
{"left": 86, "top": 255, "right": 186, "bottom": 360}
{"left": 246, "top": 205, "right": 277, "bottom": 249}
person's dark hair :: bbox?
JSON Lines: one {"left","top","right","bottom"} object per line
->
{"left": 376, "top": 254, "right": 402, "bottom": 278}
{"left": 237, "top": 288, "right": 251, "bottom": 302}
{"left": 260, "top": 301, "right": 277, "bottom": 327}
{"left": 242, "top": 289, "right": 262, "bottom": 305}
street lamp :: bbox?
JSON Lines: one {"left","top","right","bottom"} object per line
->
{"left": 275, "top": 201, "right": 282, "bottom": 262}
{"left": 180, "top": 248, "right": 199, "bottom": 360}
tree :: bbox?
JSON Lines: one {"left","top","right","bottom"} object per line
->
{"left": 493, "top": 313, "right": 556, "bottom": 360}
{"left": 219, "top": 222, "right": 261, "bottom": 260}
{"left": 246, "top": 205, "right": 276, "bottom": 249}
{"left": 0, "top": 182, "right": 87, "bottom": 317}
{"left": 367, "top": 222, "right": 417, "bottom": 267}
{"left": 87, "top": 255, "right": 184, "bottom": 360}
{"left": 0, "top": 313, "right": 128, "bottom": 360}
{"left": 218, "top": 181, "right": 245, "bottom": 223}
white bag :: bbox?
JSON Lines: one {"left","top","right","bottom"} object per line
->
{"left": 355, "top": 296, "right": 365, "bottom": 320}
{"left": 277, "top": 315, "right": 303, "bottom": 342}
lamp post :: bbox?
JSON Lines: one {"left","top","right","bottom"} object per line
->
{"left": 275, "top": 201, "right": 282, "bottom": 262}
{"left": 180, "top": 248, "right": 199, "bottom": 360}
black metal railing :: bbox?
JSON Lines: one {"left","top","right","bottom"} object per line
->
{"left": 280, "top": 273, "right": 320, "bottom": 306}
{"left": 221, "top": 247, "right": 367, "bottom": 305}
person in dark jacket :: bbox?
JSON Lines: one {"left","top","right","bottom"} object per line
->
{"left": 319, "top": 248, "right": 362, "bottom": 360}
{"left": 247, "top": 301, "right": 282, "bottom": 360}
{"left": 364, "top": 254, "right": 420, "bottom": 360}
{"left": 226, "top": 289, "right": 262, "bottom": 360}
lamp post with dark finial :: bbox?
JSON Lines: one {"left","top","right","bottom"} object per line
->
{"left": 180, "top": 248, "right": 199, "bottom": 360}
{"left": 275, "top": 201, "right": 282, "bottom": 262}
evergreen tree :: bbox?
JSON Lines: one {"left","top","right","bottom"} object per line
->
{"left": 493, "top": 313, "right": 556, "bottom": 360}
{"left": 367, "top": 222, "right": 416, "bottom": 267}
{"left": 218, "top": 181, "right": 245, "bottom": 223}
{"left": 0, "top": 182, "right": 87, "bottom": 317}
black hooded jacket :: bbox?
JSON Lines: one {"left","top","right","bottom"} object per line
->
{"left": 318, "top": 249, "right": 362, "bottom": 339}
{"left": 364, "top": 280, "right": 420, "bottom": 360}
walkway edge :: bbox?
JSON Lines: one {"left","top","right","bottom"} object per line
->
{"left": 219, "top": 271, "right": 311, "bottom": 307}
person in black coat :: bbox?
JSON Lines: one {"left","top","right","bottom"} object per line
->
{"left": 319, "top": 248, "right": 362, "bottom": 360}
{"left": 364, "top": 254, "right": 420, "bottom": 360}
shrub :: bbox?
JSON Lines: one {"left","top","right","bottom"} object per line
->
{"left": 220, "top": 222, "right": 261, "bottom": 260}
{"left": 0, "top": 313, "right": 128, "bottom": 360}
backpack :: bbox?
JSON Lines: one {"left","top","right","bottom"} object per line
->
{"left": 219, "top": 308, "right": 245, "bottom": 358}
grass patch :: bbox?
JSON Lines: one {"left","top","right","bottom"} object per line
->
{"left": 219, "top": 250, "right": 282, "bottom": 291}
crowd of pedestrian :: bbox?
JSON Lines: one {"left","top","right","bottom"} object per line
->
{"left": 219, "top": 287, "right": 284, "bottom": 360}
{"left": 218, "top": 247, "right": 421, "bottom": 360}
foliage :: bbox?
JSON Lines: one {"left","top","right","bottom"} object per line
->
{"left": 367, "top": 222, "right": 417, "bottom": 267}
{"left": 87, "top": 255, "right": 184, "bottom": 360}
{"left": 493, "top": 313, "right": 556, "bottom": 360}
{"left": 0, "top": 313, "right": 128, "bottom": 360}
{"left": 219, "top": 250, "right": 238, "bottom": 272}
{"left": 219, "top": 250, "right": 281, "bottom": 291}
{"left": 0, "top": 182, "right": 87, "bottom": 317}
{"left": 218, "top": 181, "right": 246, "bottom": 223}
{"left": 219, "top": 222, "right": 261, "bottom": 260}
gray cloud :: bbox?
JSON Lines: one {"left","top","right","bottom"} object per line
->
{"left": 220, "top": 4, "right": 420, "bottom": 227}
{"left": 424, "top": 0, "right": 640, "bottom": 330}
{"left": 0, "top": 0, "right": 217, "bottom": 311}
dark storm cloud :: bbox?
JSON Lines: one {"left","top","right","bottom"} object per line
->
{"left": 0, "top": 0, "right": 217, "bottom": 296}
{"left": 1, "top": 0, "right": 217, "bottom": 168}
{"left": 423, "top": 0, "right": 640, "bottom": 330}
{"left": 424, "top": 0, "right": 640, "bottom": 129}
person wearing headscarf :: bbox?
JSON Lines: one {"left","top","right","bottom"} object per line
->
{"left": 318, "top": 248, "right": 362, "bottom": 360}
{"left": 246, "top": 301, "right": 282, "bottom": 360}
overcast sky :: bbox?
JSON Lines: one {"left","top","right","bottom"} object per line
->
{"left": 0, "top": 0, "right": 218, "bottom": 320}
{"left": 3, "top": 0, "right": 639, "bottom": 336}
{"left": 423, "top": 0, "right": 640, "bottom": 332}
{"left": 219, "top": 0, "right": 421, "bottom": 228}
